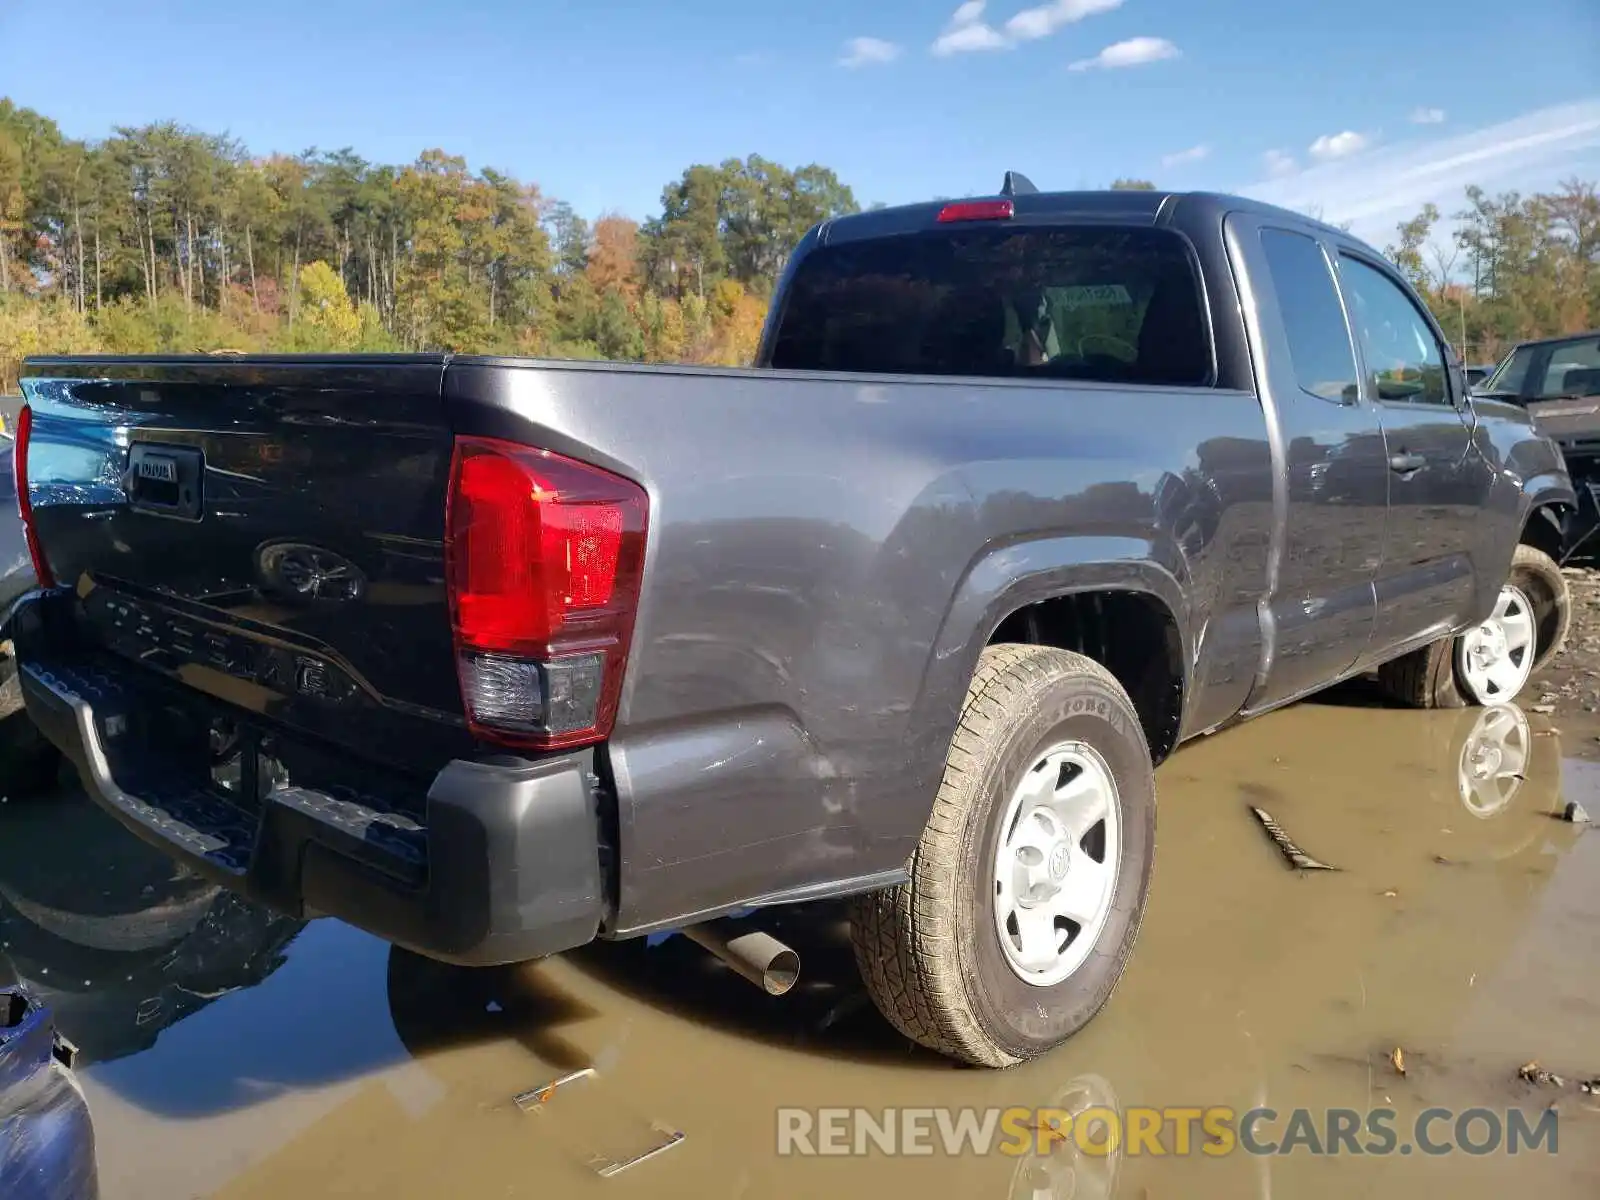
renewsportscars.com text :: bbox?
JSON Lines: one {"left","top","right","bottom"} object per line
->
{"left": 775, "top": 1105, "right": 1561, "bottom": 1158}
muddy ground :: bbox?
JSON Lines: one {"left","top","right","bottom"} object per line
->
{"left": 1532, "top": 566, "right": 1600, "bottom": 726}
{"left": 3, "top": 611, "right": 1600, "bottom": 1198}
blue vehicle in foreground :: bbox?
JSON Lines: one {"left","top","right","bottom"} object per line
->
{"left": 0, "top": 983, "right": 99, "bottom": 1200}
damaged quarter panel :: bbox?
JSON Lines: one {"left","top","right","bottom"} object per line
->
{"left": 447, "top": 361, "right": 1271, "bottom": 935}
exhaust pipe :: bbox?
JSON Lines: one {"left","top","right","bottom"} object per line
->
{"left": 683, "top": 918, "right": 800, "bottom": 996}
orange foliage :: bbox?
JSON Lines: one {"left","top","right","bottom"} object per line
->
{"left": 707, "top": 280, "right": 769, "bottom": 366}
{"left": 587, "top": 213, "right": 640, "bottom": 300}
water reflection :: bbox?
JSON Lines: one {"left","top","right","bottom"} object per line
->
{"left": 0, "top": 791, "right": 305, "bottom": 1070}
{"left": 1, "top": 698, "right": 1596, "bottom": 1199}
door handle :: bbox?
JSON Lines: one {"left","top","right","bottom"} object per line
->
{"left": 1389, "top": 452, "right": 1425, "bottom": 474}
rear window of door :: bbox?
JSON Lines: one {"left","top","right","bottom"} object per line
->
{"left": 768, "top": 225, "right": 1213, "bottom": 386}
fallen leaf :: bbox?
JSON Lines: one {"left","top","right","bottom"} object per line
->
{"left": 1391, "top": 1047, "right": 1407, "bottom": 1077}
{"left": 1519, "top": 1061, "right": 1565, "bottom": 1087}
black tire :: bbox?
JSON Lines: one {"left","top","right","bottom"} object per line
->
{"left": 1515, "top": 542, "right": 1572, "bottom": 675}
{"left": 1378, "top": 544, "right": 1569, "bottom": 709}
{"left": 849, "top": 644, "right": 1156, "bottom": 1068}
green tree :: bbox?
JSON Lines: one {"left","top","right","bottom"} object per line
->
{"left": 2, "top": 93, "right": 1594, "bottom": 389}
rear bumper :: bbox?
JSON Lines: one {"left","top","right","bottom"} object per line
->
{"left": 14, "top": 596, "right": 606, "bottom": 968}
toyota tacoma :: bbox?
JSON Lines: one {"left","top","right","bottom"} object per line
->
{"left": 8, "top": 179, "right": 1575, "bottom": 1067}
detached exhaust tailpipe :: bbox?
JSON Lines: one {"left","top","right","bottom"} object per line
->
{"left": 683, "top": 918, "right": 800, "bottom": 996}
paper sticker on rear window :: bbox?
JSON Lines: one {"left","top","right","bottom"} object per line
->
{"left": 1055, "top": 285, "right": 1133, "bottom": 310}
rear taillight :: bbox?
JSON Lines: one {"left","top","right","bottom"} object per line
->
{"left": 445, "top": 436, "right": 647, "bottom": 750}
{"left": 12, "top": 405, "right": 55, "bottom": 589}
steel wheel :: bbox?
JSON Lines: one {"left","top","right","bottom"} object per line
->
{"left": 1454, "top": 584, "right": 1536, "bottom": 704}
{"left": 993, "top": 741, "right": 1122, "bottom": 988}
{"left": 1456, "top": 704, "right": 1531, "bottom": 819}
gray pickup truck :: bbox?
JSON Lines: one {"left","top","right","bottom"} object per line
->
{"left": 8, "top": 180, "right": 1575, "bottom": 1068}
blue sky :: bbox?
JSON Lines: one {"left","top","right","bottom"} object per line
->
{"left": 5, "top": 0, "right": 1599, "bottom": 244}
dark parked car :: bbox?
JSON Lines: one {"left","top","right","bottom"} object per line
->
{"left": 8, "top": 181, "right": 1576, "bottom": 1068}
{"left": 1475, "top": 330, "right": 1600, "bottom": 556}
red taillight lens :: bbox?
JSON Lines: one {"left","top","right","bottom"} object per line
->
{"left": 445, "top": 436, "right": 647, "bottom": 750}
{"left": 12, "top": 404, "right": 55, "bottom": 589}
{"left": 936, "top": 199, "right": 1015, "bottom": 223}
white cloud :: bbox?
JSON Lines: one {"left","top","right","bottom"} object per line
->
{"left": 933, "top": 1, "right": 1009, "bottom": 55}
{"left": 1264, "top": 149, "right": 1299, "bottom": 177}
{"left": 1410, "top": 107, "right": 1447, "bottom": 125}
{"left": 1238, "top": 99, "right": 1600, "bottom": 244}
{"left": 933, "top": 0, "right": 1122, "bottom": 55}
{"left": 839, "top": 36, "right": 901, "bottom": 68}
{"left": 1162, "top": 143, "right": 1211, "bottom": 168}
{"left": 1005, "top": 0, "right": 1124, "bottom": 42}
{"left": 934, "top": 22, "right": 1009, "bottom": 54}
{"left": 1068, "top": 36, "right": 1181, "bottom": 72}
{"left": 1308, "top": 130, "right": 1372, "bottom": 161}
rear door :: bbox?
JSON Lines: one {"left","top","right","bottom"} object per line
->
{"left": 1225, "top": 215, "right": 1388, "bottom": 711}
{"left": 1334, "top": 253, "right": 1493, "bottom": 653}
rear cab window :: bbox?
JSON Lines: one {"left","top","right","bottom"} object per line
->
{"left": 768, "top": 225, "right": 1213, "bottom": 386}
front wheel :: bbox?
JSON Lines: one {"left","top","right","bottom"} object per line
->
{"left": 849, "top": 644, "right": 1156, "bottom": 1068}
{"left": 1378, "top": 544, "right": 1569, "bottom": 709}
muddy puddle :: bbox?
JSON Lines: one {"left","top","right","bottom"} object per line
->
{"left": 2, "top": 691, "right": 1598, "bottom": 1199}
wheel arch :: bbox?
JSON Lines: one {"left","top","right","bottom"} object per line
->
{"left": 1520, "top": 499, "right": 1571, "bottom": 562}
{"left": 988, "top": 589, "right": 1185, "bottom": 765}
{"left": 919, "top": 538, "right": 1192, "bottom": 769}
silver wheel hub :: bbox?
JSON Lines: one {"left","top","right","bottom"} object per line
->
{"left": 994, "top": 741, "right": 1122, "bottom": 988}
{"left": 1455, "top": 584, "right": 1536, "bottom": 704}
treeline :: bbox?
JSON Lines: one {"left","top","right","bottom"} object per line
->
{"left": 0, "top": 97, "right": 858, "bottom": 389}
{"left": 2, "top": 96, "right": 1596, "bottom": 390}
{"left": 1385, "top": 180, "right": 1600, "bottom": 364}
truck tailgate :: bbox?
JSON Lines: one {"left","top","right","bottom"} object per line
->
{"left": 18, "top": 356, "right": 473, "bottom": 774}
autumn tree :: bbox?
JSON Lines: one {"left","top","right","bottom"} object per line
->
{"left": 2, "top": 94, "right": 1595, "bottom": 387}
{"left": 587, "top": 214, "right": 641, "bottom": 299}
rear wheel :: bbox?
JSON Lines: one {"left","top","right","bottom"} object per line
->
{"left": 849, "top": 644, "right": 1156, "bottom": 1068}
{"left": 1378, "top": 544, "right": 1568, "bottom": 709}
